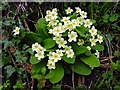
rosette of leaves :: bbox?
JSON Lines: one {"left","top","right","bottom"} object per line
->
{"left": 27, "top": 7, "right": 104, "bottom": 85}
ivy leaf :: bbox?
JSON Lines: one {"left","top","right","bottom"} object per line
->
{"left": 5, "top": 65, "right": 16, "bottom": 78}
{"left": 62, "top": 55, "right": 76, "bottom": 64}
{"left": 80, "top": 54, "right": 100, "bottom": 68}
{"left": 3, "top": 39, "right": 9, "bottom": 49}
{"left": 30, "top": 55, "right": 40, "bottom": 64}
{"left": 91, "top": 44, "right": 104, "bottom": 51}
{"left": 73, "top": 61, "right": 91, "bottom": 75}
{"left": 43, "top": 38, "right": 56, "bottom": 49}
{"left": 48, "top": 63, "right": 64, "bottom": 84}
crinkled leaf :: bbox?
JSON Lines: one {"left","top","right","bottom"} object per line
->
{"left": 31, "top": 60, "right": 46, "bottom": 74}
{"left": 73, "top": 61, "right": 91, "bottom": 75}
{"left": 31, "top": 74, "right": 43, "bottom": 79}
{"left": 70, "top": 12, "right": 78, "bottom": 19}
{"left": 23, "top": 32, "right": 42, "bottom": 45}
{"left": 48, "top": 63, "right": 64, "bottom": 84}
{"left": 62, "top": 55, "right": 76, "bottom": 64}
{"left": 114, "top": 51, "right": 120, "bottom": 57}
{"left": 91, "top": 19, "right": 96, "bottom": 24}
{"left": 109, "top": 15, "right": 118, "bottom": 22}
{"left": 76, "top": 25, "right": 89, "bottom": 37}
{"left": 91, "top": 44, "right": 104, "bottom": 51}
{"left": 35, "top": 18, "right": 49, "bottom": 39}
{"left": 80, "top": 54, "right": 100, "bottom": 68}
{"left": 71, "top": 43, "right": 87, "bottom": 55}
{"left": 43, "top": 38, "right": 56, "bottom": 49}
{"left": 30, "top": 55, "right": 40, "bottom": 64}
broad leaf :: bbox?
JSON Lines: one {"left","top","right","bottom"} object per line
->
{"left": 70, "top": 12, "right": 78, "bottom": 19}
{"left": 43, "top": 38, "right": 56, "bottom": 49}
{"left": 109, "top": 14, "right": 118, "bottom": 22}
{"left": 23, "top": 32, "right": 42, "bottom": 45}
{"left": 30, "top": 55, "right": 40, "bottom": 64}
{"left": 73, "top": 61, "right": 91, "bottom": 75}
{"left": 76, "top": 25, "right": 89, "bottom": 37}
{"left": 71, "top": 43, "right": 87, "bottom": 55}
{"left": 31, "top": 74, "right": 43, "bottom": 79}
{"left": 31, "top": 60, "right": 46, "bottom": 74}
{"left": 35, "top": 18, "right": 49, "bottom": 39}
{"left": 80, "top": 54, "right": 100, "bottom": 68}
{"left": 91, "top": 44, "right": 104, "bottom": 51}
{"left": 48, "top": 63, "right": 64, "bottom": 84}
{"left": 62, "top": 55, "right": 76, "bottom": 64}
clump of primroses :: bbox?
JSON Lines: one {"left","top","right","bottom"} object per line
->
{"left": 31, "top": 7, "right": 103, "bottom": 69}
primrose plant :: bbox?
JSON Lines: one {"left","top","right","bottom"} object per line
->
{"left": 14, "top": 7, "right": 104, "bottom": 84}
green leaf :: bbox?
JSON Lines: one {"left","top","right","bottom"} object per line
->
{"left": 73, "top": 61, "right": 91, "bottom": 75}
{"left": 48, "top": 63, "right": 64, "bottom": 84}
{"left": 91, "top": 19, "right": 96, "bottom": 24}
{"left": 76, "top": 28, "right": 85, "bottom": 37}
{"left": 110, "top": 62, "right": 117, "bottom": 70}
{"left": 114, "top": 85, "right": 120, "bottom": 90}
{"left": 71, "top": 43, "right": 87, "bottom": 55}
{"left": 62, "top": 55, "right": 76, "bottom": 64}
{"left": 103, "top": 14, "right": 109, "bottom": 20}
{"left": 70, "top": 12, "right": 78, "bottom": 19}
{"left": 41, "top": 67, "right": 46, "bottom": 76}
{"left": 85, "top": 50, "right": 92, "bottom": 56}
{"left": 31, "top": 60, "right": 46, "bottom": 74}
{"left": 91, "top": 44, "right": 104, "bottom": 51}
{"left": 23, "top": 32, "right": 42, "bottom": 45}
{"left": 76, "top": 25, "right": 89, "bottom": 37}
{"left": 114, "top": 51, "right": 120, "bottom": 57}
{"left": 52, "top": 84, "right": 61, "bottom": 89}
{"left": 80, "top": 54, "right": 100, "bottom": 68}
{"left": 35, "top": 18, "right": 49, "bottom": 39}
{"left": 4, "top": 39, "right": 9, "bottom": 49}
{"left": 13, "top": 79, "right": 25, "bottom": 89}
{"left": 30, "top": 55, "right": 40, "bottom": 64}
{"left": 43, "top": 38, "right": 56, "bottom": 49}
{"left": 106, "top": 34, "right": 113, "bottom": 41}
{"left": 109, "top": 14, "right": 118, "bottom": 22}
{"left": 5, "top": 65, "right": 15, "bottom": 78}
{"left": 31, "top": 74, "right": 43, "bottom": 79}
{"left": 5, "top": 21, "right": 10, "bottom": 26}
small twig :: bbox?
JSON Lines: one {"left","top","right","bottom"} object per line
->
{"left": 100, "top": 56, "right": 114, "bottom": 62}
{"left": 0, "top": 75, "right": 4, "bottom": 78}
{"left": 72, "top": 65, "right": 75, "bottom": 88}
{"left": 31, "top": 79, "right": 34, "bottom": 90}
{"left": 39, "top": 6, "right": 43, "bottom": 18}
{"left": 8, "top": 48, "right": 17, "bottom": 67}
{"left": 23, "top": 19, "right": 30, "bottom": 32}
{"left": 88, "top": 81, "right": 93, "bottom": 88}
{"left": 26, "top": 18, "right": 36, "bottom": 24}
{"left": 62, "top": 85, "right": 72, "bottom": 88}
{"left": 100, "top": 63, "right": 111, "bottom": 69}
{"left": 82, "top": 76, "right": 85, "bottom": 85}
{"left": 78, "top": 76, "right": 81, "bottom": 87}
